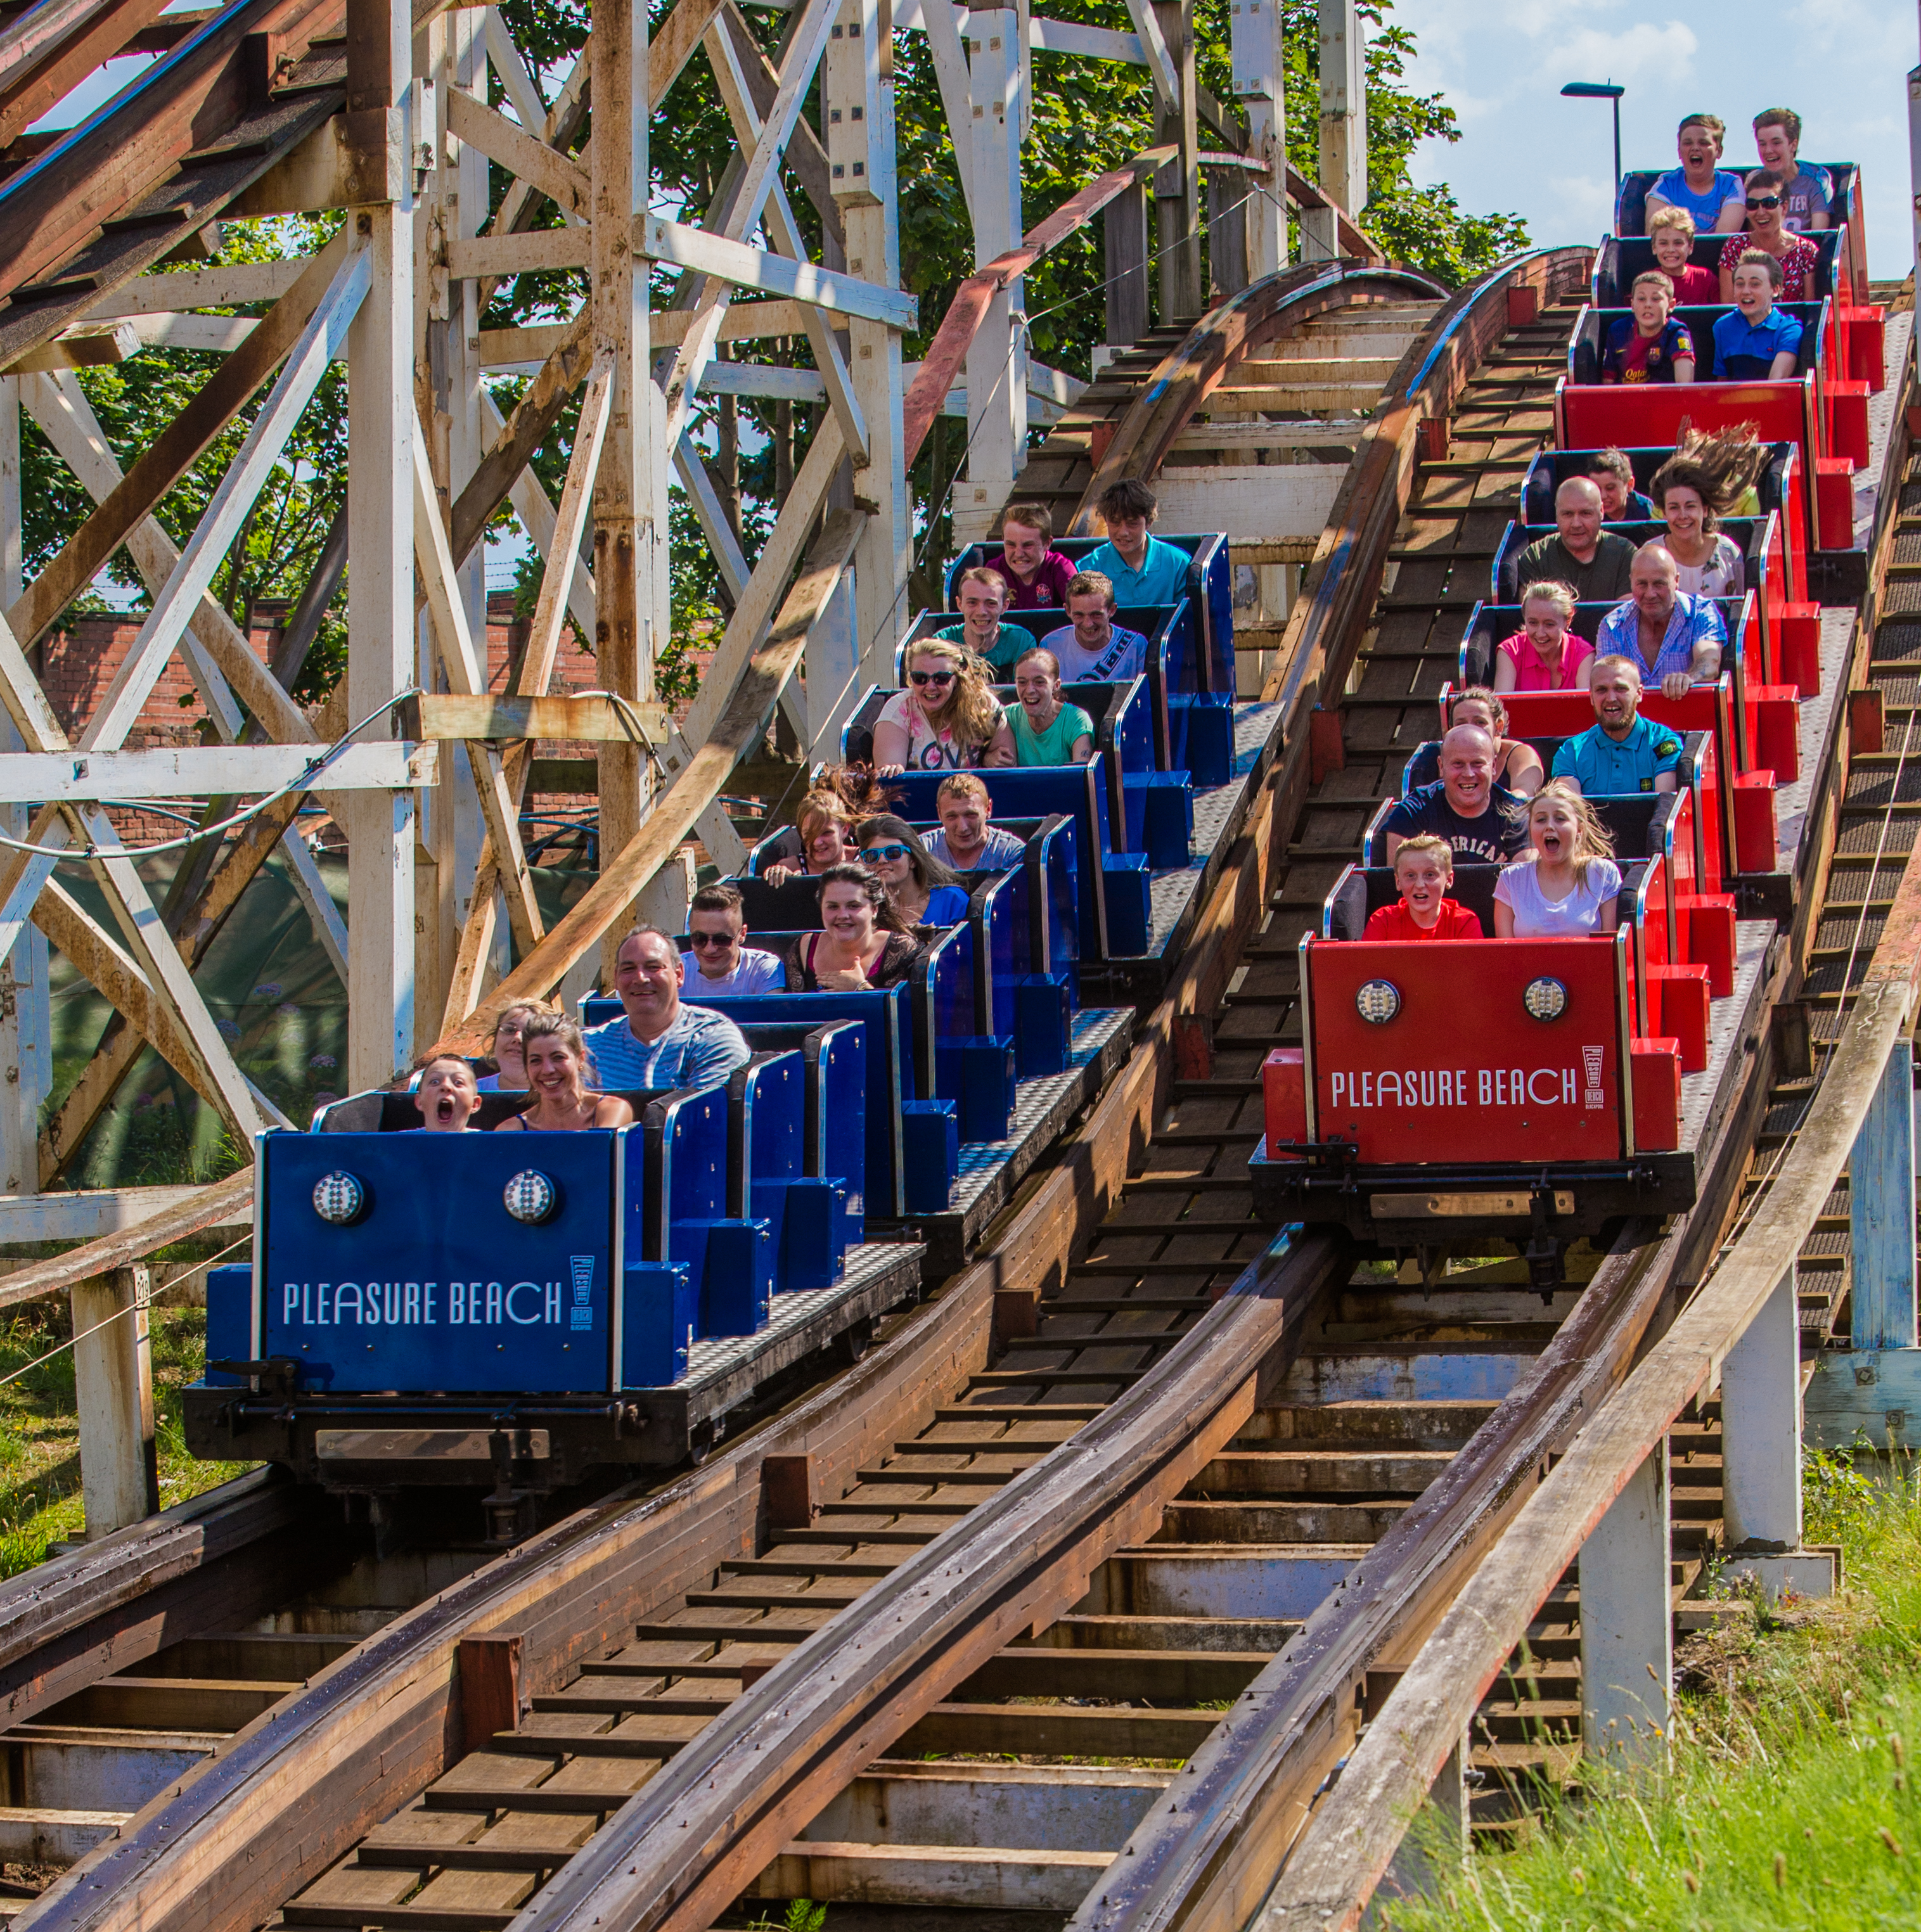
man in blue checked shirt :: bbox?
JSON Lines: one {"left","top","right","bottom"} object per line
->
{"left": 584, "top": 927, "right": 752, "bottom": 1091}
{"left": 1551, "top": 656, "right": 1682, "bottom": 796}
{"left": 1594, "top": 544, "right": 1725, "bottom": 701}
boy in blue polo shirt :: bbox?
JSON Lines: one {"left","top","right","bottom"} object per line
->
{"left": 1711, "top": 252, "right": 1803, "bottom": 380}
{"left": 1551, "top": 656, "right": 1683, "bottom": 796}
{"left": 1083, "top": 477, "right": 1190, "bottom": 608}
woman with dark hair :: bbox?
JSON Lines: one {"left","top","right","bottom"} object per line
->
{"left": 494, "top": 1014, "right": 636, "bottom": 1131}
{"left": 856, "top": 812, "right": 971, "bottom": 926}
{"left": 785, "top": 865, "right": 923, "bottom": 991}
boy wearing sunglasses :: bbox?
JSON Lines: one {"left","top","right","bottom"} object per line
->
{"left": 683, "top": 882, "right": 783, "bottom": 994}
{"left": 1716, "top": 170, "right": 1819, "bottom": 304}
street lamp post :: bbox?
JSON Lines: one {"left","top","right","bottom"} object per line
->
{"left": 1562, "top": 80, "right": 1626, "bottom": 228}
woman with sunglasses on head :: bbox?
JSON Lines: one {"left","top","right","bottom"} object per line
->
{"left": 785, "top": 864, "right": 924, "bottom": 991}
{"left": 494, "top": 1014, "right": 636, "bottom": 1132}
{"left": 856, "top": 812, "right": 972, "bottom": 926}
{"left": 1717, "top": 170, "right": 1820, "bottom": 304}
{"left": 871, "top": 641, "right": 1016, "bottom": 777}
{"left": 761, "top": 787, "right": 856, "bottom": 887}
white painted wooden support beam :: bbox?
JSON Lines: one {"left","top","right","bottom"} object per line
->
{"left": 0, "top": 741, "right": 434, "bottom": 802}
{"left": 77, "top": 243, "right": 372, "bottom": 755}
{"left": 72, "top": 1265, "right": 157, "bottom": 1537}
{"left": 6, "top": 321, "right": 141, "bottom": 374}
{"left": 0, "top": 1183, "right": 252, "bottom": 1243}
{"left": 913, "top": 0, "right": 974, "bottom": 198}
{"left": 1578, "top": 1440, "right": 1671, "bottom": 1769}
{"left": 477, "top": 302, "right": 811, "bottom": 368}
{"left": 520, "top": 352, "right": 614, "bottom": 705}
{"left": 78, "top": 806, "right": 271, "bottom": 1137}
{"left": 699, "top": 16, "right": 870, "bottom": 462}
{"left": 21, "top": 371, "right": 349, "bottom": 985}
{"left": 446, "top": 87, "right": 591, "bottom": 222}
{"left": 417, "top": 696, "right": 666, "bottom": 743}
{"left": 411, "top": 430, "right": 546, "bottom": 957}
{"left": 1231, "top": 0, "right": 1287, "bottom": 278}
{"left": 638, "top": 218, "right": 916, "bottom": 328}
{"left": 81, "top": 259, "right": 314, "bottom": 318}
{"left": 344, "top": 20, "right": 419, "bottom": 1096}
{"left": 482, "top": 6, "right": 552, "bottom": 146}
{"left": 1719, "top": 1265, "right": 1802, "bottom": 1550}
{"left": 1849, "top": 1038, "right": 1917, "bottom": 1348}
{"left": 1117, "top": 0, "right": 1178, "bottom": 103}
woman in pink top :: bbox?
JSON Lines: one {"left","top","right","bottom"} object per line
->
{"left": 1493, "top": 580, "right": 1593, "bottom": 694}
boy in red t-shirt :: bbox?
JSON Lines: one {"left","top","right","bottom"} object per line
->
{"left": 1362, "top": 834, "right": 1484, "bottom": 941}
{"left": 987, "top": 502, "right": 1079, "bottom": 610}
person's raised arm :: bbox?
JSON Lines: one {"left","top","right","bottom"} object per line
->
{"left": 1712, "top": 196, "right": 1744, "bottom": 234}
{"left": 871, "top": 717, "right": 911, "bottom": 776}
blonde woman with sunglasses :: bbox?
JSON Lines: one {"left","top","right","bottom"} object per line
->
{"left": 872, "top": 641, "right": 1015, "bottom": 777}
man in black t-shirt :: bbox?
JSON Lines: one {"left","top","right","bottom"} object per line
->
{"left": 1381, "top": 725, "right": 1529, "bottom": 867}
{"left": 1513, "top": 477, "right": 1636, "bottom": 603}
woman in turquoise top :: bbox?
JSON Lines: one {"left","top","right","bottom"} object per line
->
{"left": 936, "top": 566, "right": 1030, "bottom": 673}
{"left": 1010, "top": 646, "right": 1095, "bottom": 765}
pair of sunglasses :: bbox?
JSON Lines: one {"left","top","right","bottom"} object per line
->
{"left": 688, "top": 931, "right": 736, "bottom": 949}
{"left": 908, "top": 669, "right": 956, "bottom": 686}
{"left": 1745, "top": 193, "right": 1781, "bottom": 209}
{"left": 862, "top": 843, "right": 911, "bottom": 864}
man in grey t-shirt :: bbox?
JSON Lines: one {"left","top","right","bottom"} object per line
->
{"left": 1513, "top": 477, "right": 1636, "bottom": 604}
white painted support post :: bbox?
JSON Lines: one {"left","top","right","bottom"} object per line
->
{"left": 1365, "top": 1724, "right": 1468, "bottom": 1922}
{"left": 591, "top": 0, "right": 659, "bottom": 981}
{"left": 1301, "top": 0, "right": 1366, "bottom": 263}
{"left": 344, "top": 0, "right": 418, "bottom": 1092}
{"left": 1150, "top": 0, "right": 1200, "bottom": 322}
{"left": 1231, "top": 0, "right": 1287, "bottom": 281}
{"left": 1578, "top": 1439, "right": 1671, "bottom": 1768}
{"left": 955, "top": 0, "right": 1024, "bottom": 547}
{"left": 0, "top": 373, "right": 47, "bottom": 1196}
{"left": 1849, "top": 1037, "right": 1917, "bottom": 1348}
{"left": 72, "top": 1265, "right": 158, "bottom": 1536}
{"left": 827, "top": 0, "right": 911, "bottom": 694}
{"left": 419, "top": 5, "right": 492, "bottom": 1016}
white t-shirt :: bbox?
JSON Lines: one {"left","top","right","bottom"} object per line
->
{"left": 876, "top": 690, "right": 1006, "bottom": 771}
{"left": 1494, "top": 858, "right": 1622, "bottom": 937}
{"left": 1672, "top": 532, "right": 1744, "bottom": 599}
{"left": 684, "top": 947, "right": 783, "bottom": 995}
{"left": 1039, "top": 622, "right": 1148, "bottom": 684}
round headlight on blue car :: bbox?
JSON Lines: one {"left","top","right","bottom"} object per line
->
{"left": 1354, "top": 979, "right": 1401, "bottom": 1025}
{"left": 312, "top": 1170, "right": 366, "bottom": 1225}
{"left": 1522, "top": 976, "right": 1569, "bottom": 1022}
{"left": 504, "top": 1169, "right": 558, "bottom": 1225}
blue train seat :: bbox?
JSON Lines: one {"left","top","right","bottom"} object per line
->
{"left": 941, "top": 530, "right": 1235, "bottom": 694}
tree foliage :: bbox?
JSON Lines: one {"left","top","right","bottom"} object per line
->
{"left": 25, "top": 0, "right": 1519, "bottom": 710}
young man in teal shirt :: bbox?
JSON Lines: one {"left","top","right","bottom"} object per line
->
{"left": 1550, "top": 656, "right": 1682, "bottom": 795}
{"left": 1083, "top": 477, "right": 1190, "bottom": 608}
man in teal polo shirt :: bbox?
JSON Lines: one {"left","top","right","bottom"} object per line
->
{"left": 1551, "top": 655, "right": 1683, "bottom": 795}
{"left": 1083, "top": 477, "right": 1191, "bottom": 608}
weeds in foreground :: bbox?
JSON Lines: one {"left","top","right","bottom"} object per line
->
{"left": 1375, "top": 1455, "right": 1921, "bottom": 1929}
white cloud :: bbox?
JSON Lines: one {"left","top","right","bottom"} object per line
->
{"left": 1539, "top": 21, "right": 1698, "bottom": 88}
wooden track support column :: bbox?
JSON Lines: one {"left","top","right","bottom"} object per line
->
{"left": 1301, "top": 0, "right": 1365, "bottom": 263}
{"left": 1849, "top": 1038, "right": 1917, "bottom": 1348}
{"left": 0, "top": 372, "right": 48, "bottom": 1197}
{"left": 1577, "top": 1439, "right": 1671, "bottom": 1769}
{"left": 1232, "top": 0, "right": 1287, "bottom": 281}
{"left": 72, "top": 1264, "right": 158, "bottom": 1537}
{"left": 344, "top": 0, "right": 418, "bottom": 1091}
{"left": 1368, "top": 1722, "right": 1467, "bottom": 1917}
{"left": 1103, "top": 179, "right": 1150, "bottom": 349}
{"left": 1150, "top": 0, "right": 1200, "bottom": 321}
{"left": 591, "top": 0, "right": 660, "bottom": 978}
{"left": 956, "top": 0, "right": 1024, "bottom": 546}
{"left": 828, "top": 0, "right": 911, "bottom": 695}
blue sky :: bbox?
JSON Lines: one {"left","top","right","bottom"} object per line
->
{"left": 1397, "top": 0, "right": 1915, "bottom": 281}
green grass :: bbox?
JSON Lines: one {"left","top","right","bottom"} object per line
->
{"left": 0, "top": 1260, "right": 257, "bottom": 1578}
{"left": 1376, "top": 1452, "right": 1921, "bottom": 1929}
